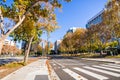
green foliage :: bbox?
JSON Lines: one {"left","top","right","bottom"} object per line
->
{"left": 59, "top": 28, "right": 86, "bottom": 53}
{"left": 11, "top": 18, "right": 41, "bottom": 42}
{"left": 103, "top": 0, "right": 120, "bottom": 38}
{"left": 0, "top": 0, "right": 71, "bottom": 38}
{"left": 3, "top": 0, "right": 6, "bottom": 2}
{"left": 105, "top": 54, "right": 120, "bottom": 58}
{"left": 105, "top": 41, "right": 118, "bottom": 48}
{"left": 79, "top": 53, "right": 100, "bottom": 58}
{"left": 3, "top": 62, "right": 24, "bottom": 68}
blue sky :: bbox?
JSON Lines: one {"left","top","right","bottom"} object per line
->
{"left": 41, "top": 0, "right": 107, "bottom": 43}
{"left": 4, "top": 0, "right": 108, "bottom": 47}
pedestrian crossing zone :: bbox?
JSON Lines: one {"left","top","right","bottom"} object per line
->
{"left": 62, "top": 63, "right": 120, "bottom": 80}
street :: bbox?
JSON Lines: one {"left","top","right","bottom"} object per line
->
{"left": 0, "top": 57, "right": 23, "bottom": 66}
{"left": 49, "top": 55, "right": 120, "bottom": 80}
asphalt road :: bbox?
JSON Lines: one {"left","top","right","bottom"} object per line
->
{"left": 0, "top": 57, "right": 23, "bottom": 66}
{"left": 49, "top": 55, "right": 120, "bottom": 80}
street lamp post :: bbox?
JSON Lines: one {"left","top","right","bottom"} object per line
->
{"left": 42, "top": 41, "right": 44, "bottom": 56}
{"left": 47, "top": 32, "right": 50, "bottom": 57}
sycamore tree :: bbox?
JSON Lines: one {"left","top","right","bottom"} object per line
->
{"left": 63, "top": 32, "right": 74, "bottom": 54}
{"left": 11, "top": 11, "right": 59, "bottom": 64}
{"left": 85, "top": 24, "right": 103, "bottom": 53}
{"left": 10, "top": 0, "right": 61, "bottom": 64}
{"left": 30, "top": 39, "right": 42, "bottom": 54}
{"left": 59, "top": 34, "right": 69, "bottom": 54}
{"left": 36, "top": 45, "right": 43, "bottom": 55}
{"left": 44, "top": 41, "right": 53, "bottom": 54}
{"left": 59, "top": 28, "right": 86, "bottom": 54}
{"left": 59, "top": 42, "right": 66, "bottom": 53}
{"left": 0, "top": 0, "right": 71, "bottom": 55}
{"left": 1, "top": 44, "right": 21, "bottom": 55}
{"left": 11, "top": 18, "right": 42, "bottom": 64}
{"left": 103, "top": 0, "right": 120, "bottom": 44}
{"left": 84, "top": 0, "right": 120, "bottom": 54}
{"left": 72, "top": 28, "right": 86, "bottom": 53}
{"left": 85, "top": 25, "right": 98, "bottom": 52}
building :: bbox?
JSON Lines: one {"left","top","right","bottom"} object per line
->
{"left": 86, "top": 0, "right": 120, "bottom": 47}
{"left": 40, "top": 39, "right": 48, "bottom": 49}
{"left": 86, "top": 10, "right": 104, "bottom": 28}
{"left": 4, "top": 39, "right": 15, "bottom": 46}
{"left": 54, "top": 27, "right": 80, "bottom": 54}
{"left": 86, "top": 0, "right": 119, "bottom": 28}
{"left": 67, "top": 27, "right": 79, "bottom": 33}
{"left": 54, "top": 40, "right": 62, "bottom": 54}
{"left": 21, "top": 41, "right": 26, "bottom": 50}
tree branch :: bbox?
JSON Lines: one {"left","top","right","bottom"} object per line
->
{"left": 1, "top": 0, "right": 48, "bottom": 39}
{"left": 4, "top": 15, "right": 25, "bottom": 38}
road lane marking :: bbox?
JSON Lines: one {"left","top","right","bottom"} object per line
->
{"left": 53, "top": 60, "right": 65, "bottom": 68}
{"left": 74, "top": 67, "right": 108, "bottom": 80}
{"left": 84, "top": 66, "right": 120, "bottom": 77}
{"left": 103, "top": 63, "right": 120, "bottom": 67}
{"left": 65, "top": 59, "right": 85, "bottom": 64}
{"left": 101, "top": 64, "right": 120, "bottom": 69}
{"left": 53, "top": 63, "right": 56, "bottom": 66}
{"left": 62, "top": 63, "right": 85, "bottom": 65}
{"left": 93, "top": 65, "right": 120, "bottom": 72}
{"left": 63, "top": 68, "right": 88, "bottom": 80}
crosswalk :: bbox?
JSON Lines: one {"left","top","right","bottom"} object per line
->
{"left": 63, "top": 68, "right": 88, "bottom": 80}
{"left": 62, "top": 63, "right": 120, "bottom": 80}
{"left": 93, "top": 65, "right": 120, "bottom": 72}
{"left": 84, "top": 66, "right": 120, "bottom": 77}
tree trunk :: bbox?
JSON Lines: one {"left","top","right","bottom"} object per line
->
{"left": 23, "top": 36, "right": 34, "bottom": 65}
{"left": 0, "top": 39, "right": 4, "bottom": 55}
{"left": 0, "top": 1, "right": 42, "bottom": 55}
{"left": 100, "top": 50, "right": 103, "bottom": 57}
{"left": 0, "top": 4, "right": 25, "bottom": 55}
{"left": 0, "top": 6, "right": 4, "bottom": 36}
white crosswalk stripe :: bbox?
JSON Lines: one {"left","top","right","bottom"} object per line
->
{"left": 63, "top": 68, "right": 88, "bottom": 80}
{"left": 61, "top": 64, "right": 120, "bottom": 80}
{"left": 93, "top": 65, "right": 120, "bottom": 72}
{"left": 105, "top": 64, "right": 120, "bottom": 67}
{"left": 101, "top": 64, "right": 120, "bottom": 69}
{"left": 84, "top": 66, "right": 120, "bottom": 77}
{"left": 74, "top": 67, "right": 109, "bottom": 80}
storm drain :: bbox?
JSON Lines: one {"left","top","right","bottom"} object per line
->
{"left": 34, "top": 75, "right": 48, "bottom": 80}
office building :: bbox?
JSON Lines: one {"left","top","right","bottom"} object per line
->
{"left": 86, "top": 0, "right": 119, "bottom": 28}
{"left": 67, "top": 27, "right": 79, "bottom": 33}
{"left": 86, "top": 10, "right": 104, "bottom": 28}
{"left": 54, "top": 40, "right": 62, "bottom": 54}
{"left": 86, "top": 0, "right": 120, "bottom": 44}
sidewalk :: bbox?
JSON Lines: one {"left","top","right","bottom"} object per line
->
{"left": 82, "top": 58, "right": 120, "bottom": 63}
{"left": 1, "top": 59, "right": 49, "bottom": 80}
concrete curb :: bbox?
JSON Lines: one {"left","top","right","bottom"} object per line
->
{"left": 46, "top": 60, "right": 61, "bottom": 80}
